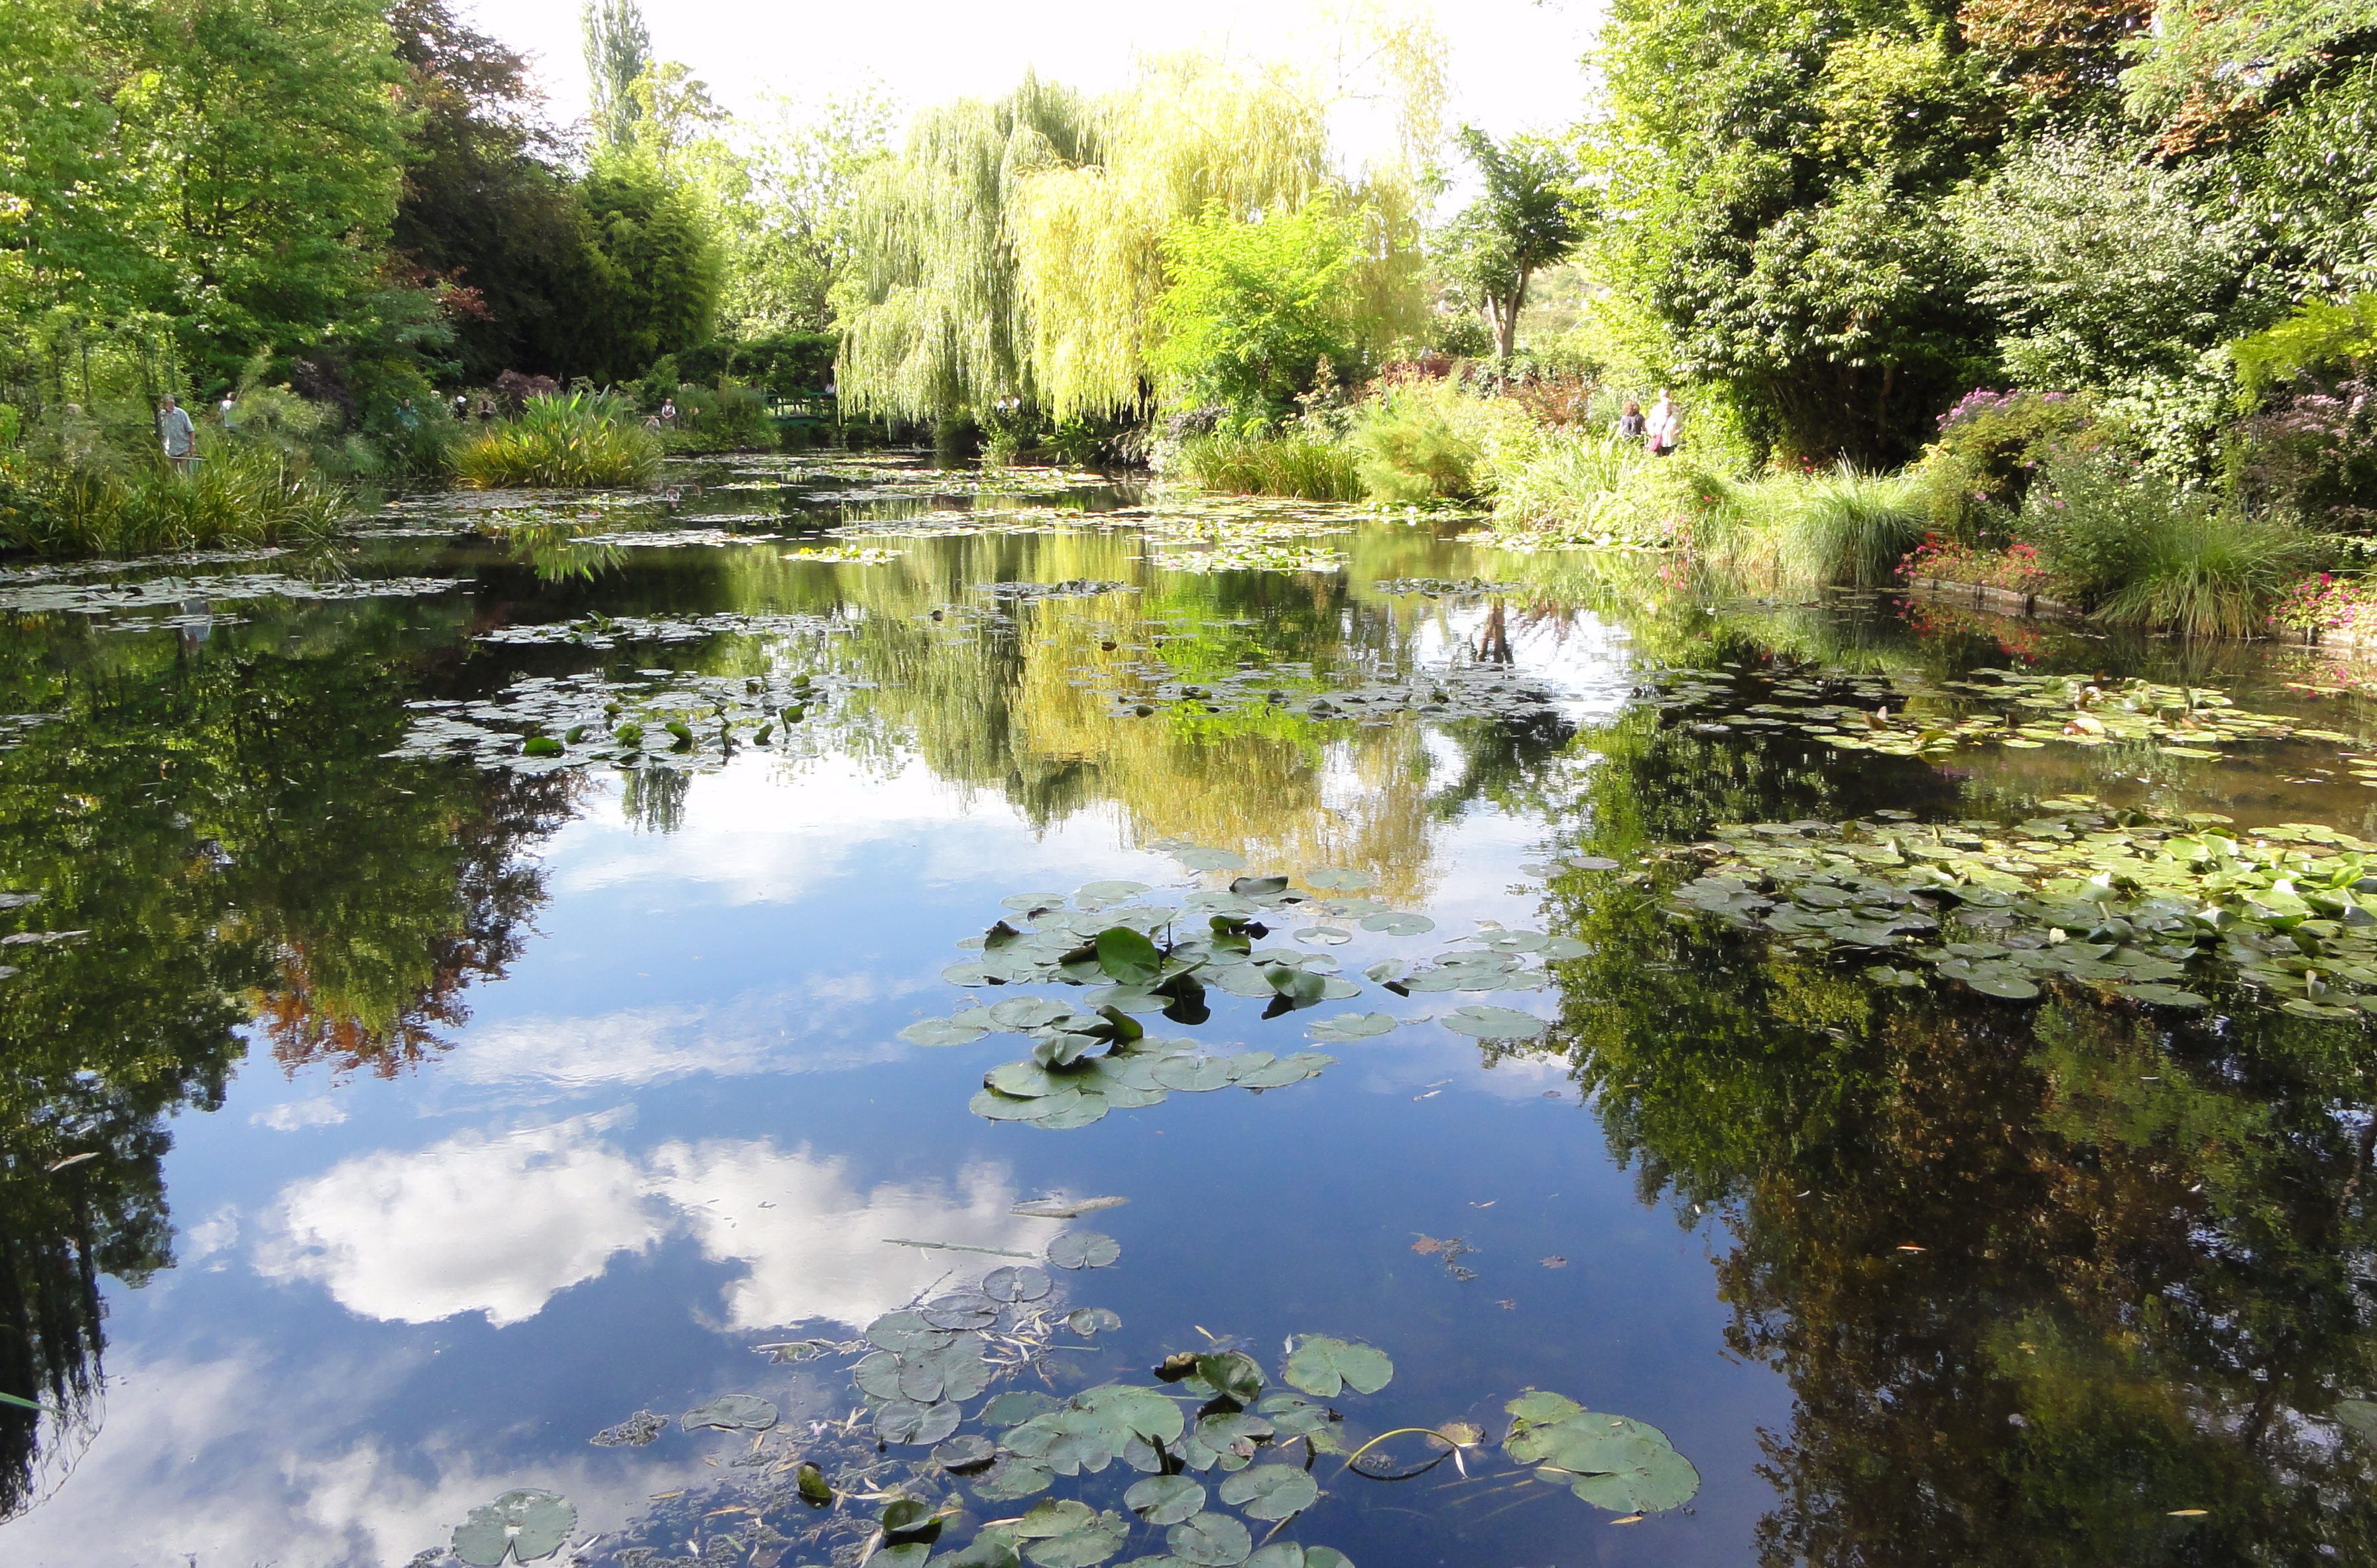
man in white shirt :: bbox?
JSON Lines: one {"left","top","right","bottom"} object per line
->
{"left": 158, "top": 395, "right": 197, "bottom": 473}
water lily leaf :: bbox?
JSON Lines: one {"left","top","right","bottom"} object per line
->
{"left": 1294, "top": 926, "right": 1352, "bottom": 945}
{"left": 797, "top": 1461, "right": 833, "bottom": 1506}
{"left": 1175, "top": 847, "right": 1247, "bottom": 871}
{"left": 975, "top": 1087, "right": 1052, "bottom": 1120}
{"left": 1305, "top": 869, "right": 1376, "bottom": 890}
{"left": 1309, "top": 1012, "right": 1396, "bottom": 1042}
{"left": 1219, "top": 1466, "right": 1319, "bottom": 1521}
{"left": 1231, "top": 875, "right": 1290, "bottom": 897}
{"left": 855, "top": 1351, "right": 907, "bottom": 1401}
{"left": 883, "top": 1498, "right": 945, "bottom": 1543}
{"left": 1253, "top": 1393, "right": 1331, "bottom": 1438}
{"left": 992, "top": 997, "right": 1079, "bottom": 1030}
{"left": 1266, "top": 965, "right": 1327, "bottom": 1006}
{"left": 1960, "top": 973, "right": 2040, "bottom": 1000}
{"left": 1283, "top": 1336, "right": 1393, "bottom": 1397}
{"left": 1079, "top": 880, "right": 1152, "bottom": 906}
{"left": 681, "top": 1394, "right": 778, "bottom": 1431}
{"left": 984, "top": 1265, "right": 1053, "bottom": 1303}
{"left": 1439, "top": 1005, "right": 1548, "bottom": 1042}
{"left": 922, "top": 1293, "right": 1000, "bottom": 1330}
{"left": 938, "top": 1433, "right": 999, "bottom": 1473}
{"left": 1018, "top": 1502, "right": 1129, "bottom": 1568}
{"left": 1505, "top": 1411, "right": 1700, "bottom": 1513}
{"left": 1359, "top": 912, "right": 1433, "bottom": 935}
{"left": 875, "top": 1398, "right": 963, "bottom": 1445}
{"left": 1005, "top": 893, "right": 1071, "bottom": 913}
{"left": 1233, "top": 1052, "right": 1333, "bottom": 1089}
{"left": 452, "top": 1490, "right": 576, "bottom": 1567}
{"left": 1068, "top": 1306, "right": 1123, "bottom": 1337}
{"left": 1097, "top": 927, "right": 1164, "bottom": 986}
{"left": 944, "top": 1528, "right": 1025, "bottom": 1567}
{"left": 1569, "top": 857, "right": 1622, "bottom": 871}
{"left": 1168, "top": 1512, "right": 1254, "bottom": 1566}
{"left": 972, "top": 1454, "right": 1056, "bottom": 1501}
{"left": 1049, "top": 1231, "right": 1121, "bottom": 1270}
{"left": 870, "top": 1310, "right": 952, "bottom": 1353}
{"left": 902, "top": 1016, "right": 991, "bottom": 1047}
{"left": 1127, "top": 1475, "right": 1209, "bottom": 1525}
{"left": 1079, "top": 1384, "right": 1189, "bottom": 1443}
{"left": 2118, "top": 983, "right": 2209, "bottom": 1007}
{"left": 1150, "top": 1054, "right": 1238, "bottom": 1092}
{"left": 1197, "top": 1351, "right": 1264, "bottom": 1406}
{"left": 868, "top": 1541, "right": 932, "bottom": 1567}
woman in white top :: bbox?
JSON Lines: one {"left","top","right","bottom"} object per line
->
{"left": 1644, "top": 389, "right": 1682, "bottom": 456}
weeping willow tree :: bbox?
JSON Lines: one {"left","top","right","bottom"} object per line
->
{"left": 835, "top": 76, "right": 1101, "bottom": 422}
{"left": 837, "top": 9, "right": 1444, "bottom": 426}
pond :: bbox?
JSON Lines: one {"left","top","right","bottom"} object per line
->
{"left": 1, "top": 452, "right": 2374, "bottom": 1568}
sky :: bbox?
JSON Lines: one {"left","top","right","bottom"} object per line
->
{"left": 457, "top": 0, "right": 1598, "bottom": 163}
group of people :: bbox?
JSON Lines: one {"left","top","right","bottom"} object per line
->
{"left": 1616, "top": 389, "right": 1683, "bottom": 455}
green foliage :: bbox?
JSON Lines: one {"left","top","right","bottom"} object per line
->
{"left": 1434, "top": 127, "right": 1587, "bottom": 359}
{"left": 1152, "top": 198, "right": 1365, "bottom": 422}
{"left": 664, "top": 379, "right": 776, "bottom": 452}
{"left": 452, "top": 391, "right": 662, "bottom": 487}
{"left": 562, "top": 156, "right": 725, "bottom": 383}
{"left": 1763, "top": 464, "right": 1928, "bottom": 589}
{"left": 1347, "top": 387, "right": 1488, "bottom": 502}
{"left": 581, "top": 0, "right": 652, "bottom": 152}
{"left": 1912, "top": 389, "right": 2114, "bottom": 541}
{"left": 1173, "top": 428, "right": 1363, "bottom": 502}
{"left": 2230, "top": 293, "right": 2377, "bottom": 400}
{"left": 0, "top": 442, "right": 347, "bottom": 556}
{"left": 2017, "top": 450, "right": 2323, "bottom": 633}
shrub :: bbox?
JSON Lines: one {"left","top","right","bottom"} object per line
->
{"left": 1489, "top": 432, "right": 1651, "bottom": 538}
{"left": 2232, "top": 376, "right": 2377, "bottom": 529}
{"left": 452, "top": 391, "right": 662, "bottom": 488}
{"left": 1175, "top": 427, "right": 1363, "bottom": 501}
{"left": 1348, "top": 387, "right": 1490, "bottom": 503}
{"left": 0, "top": 443, "right": 347, "bottom": 557}
{"left": 664, "top": 379, "right": 776, "bottom": 453}
{"left": 1765, "top": 465, "right": 1928, "bottom": 589}
{"left": 1901, "top": 536, "right": 2057, "bottom": 593}
{"left": 1912, "top": 388, "right": 2114, "bottom": 542}
{"left": 2020, "top": 450, "right": 2323, "bottom": 635}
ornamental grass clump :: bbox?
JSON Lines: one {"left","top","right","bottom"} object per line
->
{"left": 452, "top": 391, "right": 662, "bottom": 489}
{"left": 1174, "top": 427, "right": 1363, "bottom": 502}
{"left": 0, "top": 442, "right": 347, "bottom": 557}
{"left": 1766, "top": 463, "right": 1928, "bottom": 589}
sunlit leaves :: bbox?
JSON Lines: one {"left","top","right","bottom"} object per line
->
{"left": 1282, "top": 1336, "right": 1394, "bottom": 1397}
{"left": 452, "top": 1490, "right": 576, "bottom": 1566}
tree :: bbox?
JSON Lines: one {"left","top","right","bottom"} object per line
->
{"left": 1151, "top": 195, "right": 1366, "bottom": 421}
{"left": 581, "top": 0, "right": 651, "bottom": 152}
{"left": 560, "top": 154, "right": 723, "bottom": 381}
{"left": 1436, "top": 127, "right": 1586, "bottom": 359}
{"left": 717, "top": 89, "right": 894, "bottom": 335}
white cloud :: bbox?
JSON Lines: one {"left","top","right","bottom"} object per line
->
{"left": 253, "top": 1117, "right": 1059, "bottom": 1331}
{"left": 251, "top": 1096, "right": 349, "bottom": 1131}
{"left": 0, "top": 1341, "right": 711, "bottom": 1568}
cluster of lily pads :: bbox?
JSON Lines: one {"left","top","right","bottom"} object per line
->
{"left": 388, "top": 664, "right": 862, "bottom": 774}
{"left": 1097, "top": 664, "right": 1564, "bottom": 727}
{"left": 0, "top": 570, "right": 464, "bottom": 625}
{"left": 473, "top": 609, "right": 857, "bottom": 650}
{"left": 1668, "top": 796, "right": 2377, "bottom": 1015}
{"left": 1649, "top": 662, "right": 2359, "bottom": 764}
{"left": 527, "top": 1227, "right": 1697, "bottom": 1568}
{"left": 900, "top": 859, "right": 1559, "bottom": 1128}
{"left": 1371, "top": 579, "right": 1523, "bottom": 600}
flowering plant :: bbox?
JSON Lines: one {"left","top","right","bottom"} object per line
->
{"left": 2271, "top": 572, "right": 2377, "bottom": 634}
{"left": 1899, "top": 534, "right": 2059, "bottom": 594}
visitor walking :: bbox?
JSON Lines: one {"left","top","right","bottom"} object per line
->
{"left": 1645, "top": 389, "right": 1683, "bottom": 457}
{"left": 218, "top": 391, "right": 240, "bottom": 432}
{"left": 1616, "top": 398, "right": 1647, "bottom": 444}
{"left": 475, "top": 393, "right": 497, "bottom": 424}
{"left": 157, "top": 394, "right": 197, "bottom": 473}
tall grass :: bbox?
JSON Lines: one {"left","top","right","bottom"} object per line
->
{"left": 1489, "top": 434, "right": 1649, "bottom": 537}
{"left": 2090, "top": 511, "right": 2322, "bottom": 636}
{"left": 453, "top": 391, "right": 662, "bottom": 488}
{"left": 1764, "top": 465, "right": 1927, "bottom": 589}
{"left": 1175, "top": 428, "right": 1363, "bottom": 502}
{"left": 1347, "top": 389, "right": 1489, "bottom": 502}
{"left": 0, "top": 443, "right": 348, "bottom": 557}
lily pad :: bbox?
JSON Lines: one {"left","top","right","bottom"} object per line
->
{"left": 1169, "top": 1512, "right": 1255, "bottom": 1566}
{"left": 973, "top": 1454, "right": 1057, "bottom": 1502}
{"left": 1502, "top": 1398, "right": 1701, "bottom": 1514}
{"left": 984, "top": 1265, "right": 1054, "bottom": 1303}
{"left": 938, "top": 1433, "right": 1000, "bottom": 1473}
{"left": 1014, "top": 1500, "right": 1130, "bottom": 1568}
{"left": 922, "top": 1292, "right": 1001, "bottom": 1330}
{"left": 992, "top": 997, "right": 1081, "bottom": 1030}
{"left": 1219, "top": 1465, "right": 1319, "bottom": 1520}
{"left": 1049, "top": 1231, "right": 1122, "bottom": 1270}
{"left": 681, "top": 1393, "right": 778, "bottom": 1431}
{"left": 875, "top": 1398, "right": 963, "bottom": 1445}
{"left": 1068, "top": 1306, "right": 1123, "bottom": 1336}
{"left": 1439, "top": 1005, "right": 1548, "bottom": 1042}
{"left": 452, "top": 1490, "right": 577, "bottom": 1567}
{"left": 1359, "top": 912, "right": 1434, "bottom": 935}
{"left": 1304, "top": 869, "right": 1376, "bottom": 890}
{"left": 1174, "top": 847, "right": 1248, "bottom": 871}
{"left": 902, "top": 1015, "right": 991, "bottom": 1047}
{"left": 1282, "top": 1336, "right": 1394, "bottom": 1397}
{"left": 1127, "top": 1475, "right": 1209, "bottom": 1526}
{"left": 1308, "top": 1012, "right": 1396, "bottom": 1042}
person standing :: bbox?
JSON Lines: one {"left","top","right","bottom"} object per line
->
{"left": 1645, "top": 389, "right": 1683, "bottom": 457}
{"left": 658, "top": 396, "right": 678, "bottom": 428}
{"left": 218, "top": 391, "right": 240, "bottom": 433}
{"left": 1616, "top": 398, "right": 1647, "bottom": 444}
{"left": 158, "top": 394, "right": 197, "bottom": 473}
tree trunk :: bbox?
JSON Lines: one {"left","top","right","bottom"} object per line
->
{"left": 1494, "top": 268, "right": 1534, "bottom": 360}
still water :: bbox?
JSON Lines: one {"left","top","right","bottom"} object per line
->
{"left": 0, "top": 454, "right": 2373, "bottom": 1568}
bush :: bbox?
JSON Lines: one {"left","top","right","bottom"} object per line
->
{"left": 1175, "top": 426, "right": 1363, "bottom": 501}
{"left": 1763, "top": 465, "right": 1929, "bottom": 589}
{"left": 2020, "top": 450, "right": 2323, "bottom": 635}
{"left": 1348, "top": 387, "right": 1491, "bottom": 503}
{"left": 452, "top": 391, "right": 662, "bottom": 488}
{"left": 1912, "top": 388, "right": 2112, "bottom": 543}
{"left": 664, "top": 379, "right": 776, "bottom": 453}
{"left": 0, "top": 442, "right": 347, "bottom": 557}
{"left": 1488, "top": 432, "right": 1653, "bottom": 538}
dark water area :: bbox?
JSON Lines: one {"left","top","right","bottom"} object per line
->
{"left": 1, "top": 452, "right": 2375, "bottom": 1567}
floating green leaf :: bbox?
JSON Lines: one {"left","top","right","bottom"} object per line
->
{"left": 1283, "top": 1337, "right": 1393, "bottom": 1397}
{"left": 1013, "top": 1500, "right": 1130, "bottom": 1568}
{"left": 1219, "top": 1466, "right": 1319, "bottom": 1520}
{"left": 681, "top": 1394, "right": 778, "bottom": 1431}
{"left": 1305, "top": 869, "right": 1376, "bottom": 890}
{"left": 1359, "top": 912, "right": 1433, "bottom": 935}
{"left": 1439, "top": 1005, "right": 1548, "bottom": 1042}
{"left": 1049, "top": 1231, "right": 1121, "bottom": 1270}
{"left": 902, "top": 1016, "right": 991, "bottom": 1046}
{"left": 1126, "top": 1475, "right": 1209, "bottom": 1525}
{"left": 1308, "top": 1012, "right": 1396, "bottom": 1042}
{"left": 1502, "top": 1396, "right": 1701, "bottom": 1514}
{"left": 1174, "top": 847, "right": 1247, "bottom": 871}
{"left": 1097, "top": 927, "right": 1164, "bottom": 986}
{"left": 452, "top": 1490, "right": 576, "bottom": 1567}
